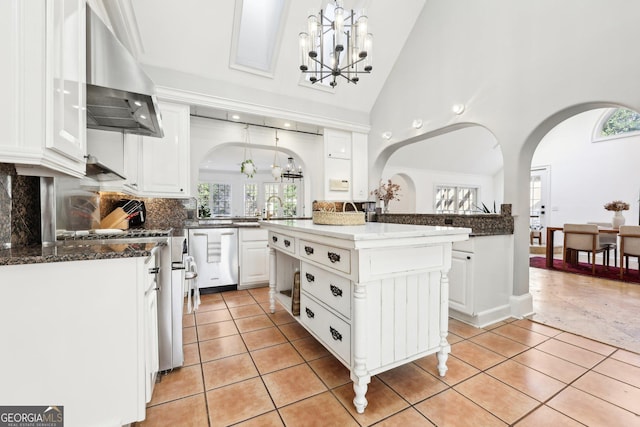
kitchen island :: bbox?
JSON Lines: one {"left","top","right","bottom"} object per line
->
{"left": 260, "top": 219, "right": 470, "bottom": 414}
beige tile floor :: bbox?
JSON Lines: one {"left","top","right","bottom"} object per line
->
{"left": 134, "top": 283, "right": 640, "bottom": 426}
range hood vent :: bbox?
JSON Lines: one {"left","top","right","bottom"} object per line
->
{"left": 86, "top": 7, "right": 164, "bottom": 138}
{"left": 85, "top": 155, "right": 126, "bottom": 182}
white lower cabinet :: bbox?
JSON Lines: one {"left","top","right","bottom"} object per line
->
{"left": 239, "top": 228, "right": 269, "bottom": 289}
{"left": 143, "top": 250, "right": 160, "bottom": 403}
{"left": 0, "top": 255, "right": 161, "bottom": 426}
{"left": 449, "top": 235, "right": 513, "bottom": 327}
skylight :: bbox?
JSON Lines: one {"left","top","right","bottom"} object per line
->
{"left": 230, "top": 0, "right": 286, "bottom": 77}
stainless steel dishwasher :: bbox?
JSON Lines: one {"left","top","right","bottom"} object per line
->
{"left": 188, "top": 228, "right": 238, "bottom": 292}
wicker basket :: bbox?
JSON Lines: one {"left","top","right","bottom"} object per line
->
{"left": 312, "top": 201, "right": 365, "bottom": 225}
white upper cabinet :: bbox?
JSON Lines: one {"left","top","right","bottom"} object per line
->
{"left": 0, "top": 0, "right": 87, "bottom": 177}
{"left": 140, "top": 101, "right": 190, "bottom": 197}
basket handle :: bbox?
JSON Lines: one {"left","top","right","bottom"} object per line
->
{"left": 342, "top": 201, "right": 359, "bottom": 212}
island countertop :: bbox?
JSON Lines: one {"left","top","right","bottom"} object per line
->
{"left": 260, "top": 219, "right": 471, "bottom": 245}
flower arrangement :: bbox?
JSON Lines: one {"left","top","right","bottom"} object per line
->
{"left": 240, "top": 159, "right": 257, "bottom": 178}
{"left": 371, "top": 179, "right": 401, "bottom": 203}
{"left": 604, "top": 200, "right": 630, "bottom": 211}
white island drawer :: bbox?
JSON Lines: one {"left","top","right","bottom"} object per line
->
{"left": 300, "top": 293, "right": 351, "bottom": 363}
{"left": 269, "top": 232, "right": 295, "bottom": 254}
{"left": 299, "top": 239, "right": 351, "bottom": 274}
{"left": 301, "top": 262, "right": 351, "bottom": 319}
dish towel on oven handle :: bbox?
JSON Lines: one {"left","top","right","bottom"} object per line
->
{"left": 183, "top": 256, "right": 200, "bottom": 313}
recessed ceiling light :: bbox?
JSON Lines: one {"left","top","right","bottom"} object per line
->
{"left": 283, "top": 122, "right": 291, "bottom": 128}
{"left": 412, "top": 119, "right": 423, "bottom": 129}
{"left": 382, "top": 131, "right": 392, "bottom": 140}
{"left": 452, "top": 104, "right": 465, "bottom": 115}
{"left": 231, "top": 114, "right": 240, "bottom": 120}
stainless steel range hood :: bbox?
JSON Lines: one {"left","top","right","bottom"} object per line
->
{"left": 86, "top": 7, "right": 164, "bottom": 138}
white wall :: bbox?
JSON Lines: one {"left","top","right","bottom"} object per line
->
{"left": 533, "top": 109, "right": 640, "bottom": 227}
{"left": 369, "top": 0, "right": 640, "bottom": 311}
{"left": 189, "top": 117, "right": 323, "bottom": 216}
{"left": 382, "top": 166, "right": 499, "bottom": 213}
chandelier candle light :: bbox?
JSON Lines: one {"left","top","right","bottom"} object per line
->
{"left": 299, "top": 0, "right": 373, "bottom": 87}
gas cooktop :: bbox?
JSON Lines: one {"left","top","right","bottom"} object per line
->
{"left": 57, "top": 228, "right": 172, "bottom": 242}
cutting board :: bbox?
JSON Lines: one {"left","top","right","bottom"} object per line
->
{"left": 100, "top": 207, "right": 129, "bottom": 230}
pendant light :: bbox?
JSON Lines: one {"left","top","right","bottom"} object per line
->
{"left": 271, "top": 130, "right": 282, "bottom": 181}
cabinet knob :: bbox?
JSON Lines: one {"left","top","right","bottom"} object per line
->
{"left": 305, "top": 307, "right": 315, "bottom": 318}
{"left": 327, "top": 252, "right": 341, "bottom": 263}
{"left": 304, "top": 246, "right": 314, "bottom": 255}
{"left": 284, "top": 239, "right": 291, "bottom": 247}
{"left": 467, "top": 256, "right": 471, "bottom": 260}
{"left": 330, "top": 284, "right": 343, "bottom": 297}
{"left": 330, "top": 326, "right": 342, "bottom": 341}
{"left": 272, "top": 236, "right": 278, "bottom": 243}
{"left": 305, "top": 272, "right": 315, "bottom": 283}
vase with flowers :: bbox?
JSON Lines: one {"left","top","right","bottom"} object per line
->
{"left": 604, "top": 200, "right": 630, "bottom": 229}
{"left": 371, "top": 179, "right": 401, "bottom": 213}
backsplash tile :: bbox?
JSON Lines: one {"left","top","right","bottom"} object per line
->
{"left": 99, "top": 193, "right": 188, "bottom": 233}
{"left": 0, "top": 163, "right": 41, "bottom": 248}
{"left": 0, "top": 164, "right": 12, "bottom": 247}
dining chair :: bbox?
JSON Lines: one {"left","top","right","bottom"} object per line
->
{"left": 563, "top": 223, "right": 609, "bottom": 275}
{"left": 587, "top": 221, "right": 617, "bottom": 267}
{"left": 618, "top": 225, "right": 640, "bottom": 279}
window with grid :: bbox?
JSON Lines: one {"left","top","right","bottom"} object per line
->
{"left": 263, "top": 182, "right": 299, "bottom": 217}
{"left": 243, "top": 183, "right": 258, "bottom": 216}
{"left": 282, "top": 183, "right": 298, "bottom": 216}
{"left": 435, "top": 185, "right": 478, "bottom": 214}
{"left": 210, "top": 183, "right": 231, "bottom": 216}
{"left": 530, "top": 175, "right": 542, "bottom": 228}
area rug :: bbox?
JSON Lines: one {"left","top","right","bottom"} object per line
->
{"left": 529, "top": 256, "right": 640, "bottom": 284}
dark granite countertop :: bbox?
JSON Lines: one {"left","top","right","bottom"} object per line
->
{"left": 375, "top": 204, "right": 514, "bottom": 236}
{"left": 0, "top": 241, "right": 161, "bottom": 266}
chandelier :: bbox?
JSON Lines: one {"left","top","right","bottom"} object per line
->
{"left": 271, "top": 130, "right": 304, "bottom": 181}
{"left": 282, "top": 157, "right": 303, "bottom": 181}
{"left": 298, "top": 0, "right": 373, "bottom": 87}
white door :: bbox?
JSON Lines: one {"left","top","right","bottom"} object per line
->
{"left": 530, "top": 166, "right": 550, "bottom": 241}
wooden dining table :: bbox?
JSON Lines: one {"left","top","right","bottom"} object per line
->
{"left": 545, "top": 226, "right": 619, "bottom": 267}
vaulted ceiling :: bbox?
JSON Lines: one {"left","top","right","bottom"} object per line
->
{"left": 105, "top": 0, "right": 426, "bottom": 129}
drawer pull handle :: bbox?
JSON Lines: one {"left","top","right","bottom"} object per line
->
{"left": 304, "top": 246, "right": 314, "bottom": 255}
{"left": 272, "top": 236, "right": 278, "bottom": 243}
{"left": 149, "top": 267, "right": 160, "bottom": 274}
{"left": 330, "top": 284, "right": 343, "bottom": 297}
{"left": 305, "top": 307, "right": 315, "bottom": 318}
{"left": 284, "top": 239, "right": 291, "bottom": 248}
{"left": 305, "top": 272, "right": 315, "bottom": 283}
{"left": 327, "top": 252, "right": 341, "bottom": 263}
{"left": 330, "top": 326, "right": 342, "bottom": 341}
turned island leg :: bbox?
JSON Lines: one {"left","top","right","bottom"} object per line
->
{"left": 352, "top": 282, "right": 370, "bottom": 413}
{"left": 437, "top": 268, "right": 451, "bottom": 376}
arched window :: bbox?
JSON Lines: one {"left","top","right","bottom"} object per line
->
{"left": 599, "top": 108, "right": 640, "bottom": 137}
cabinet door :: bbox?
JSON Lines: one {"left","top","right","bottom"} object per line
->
{"left": 449, "top": 251, "right": 474, "bottom": 315}
{"left": 144, "top": 265, "right": 159, "bottom": 403}
{"left": 46, "top": 0, "right": 86, "bottom": 163}
{"left": 240, "top": 241, "right": 269, "bottom": 286}
{"left": 140, "top": 102, "right": 190, "bottom": 197}
{"left": 124, "top": 134, "right": 141, "bottom": 193}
